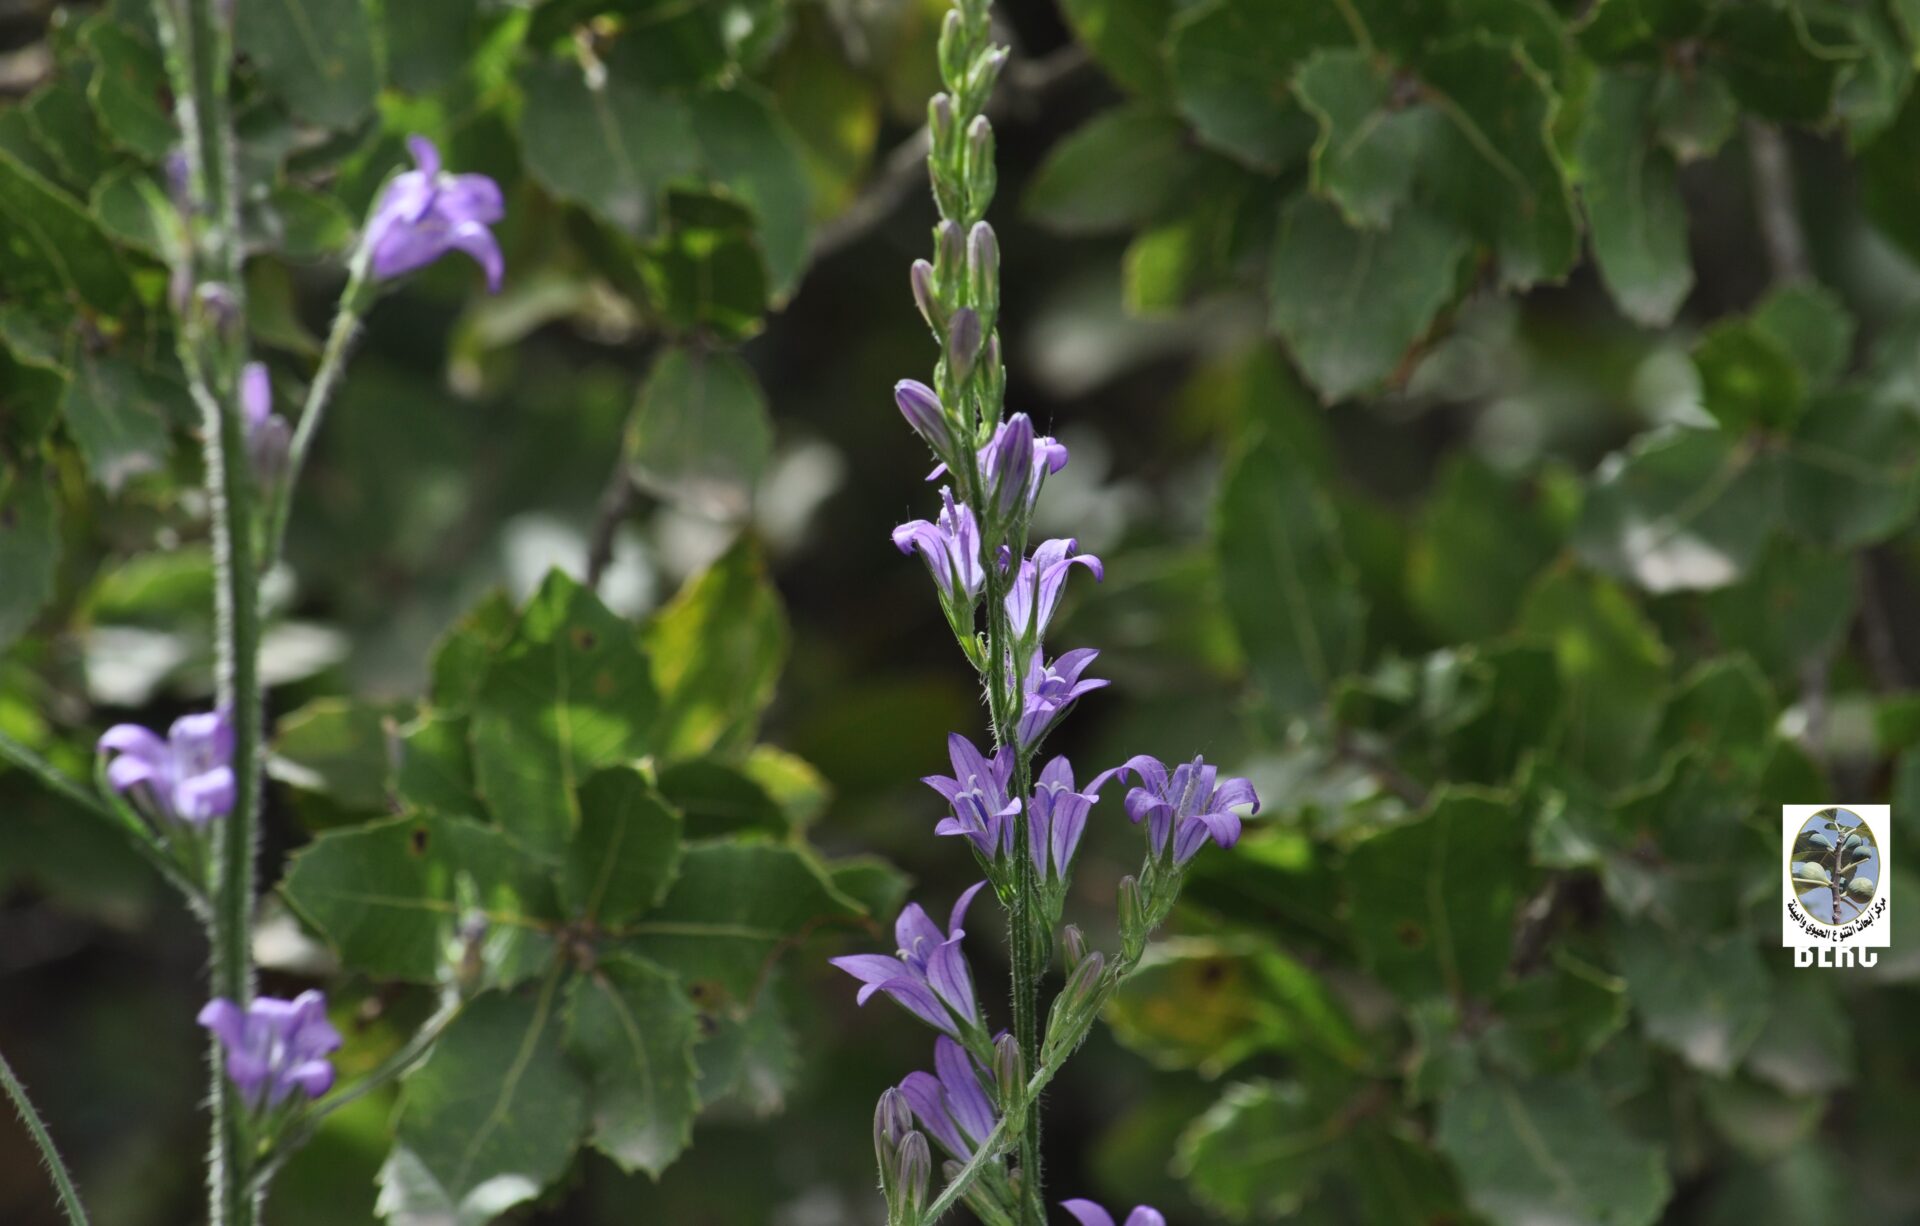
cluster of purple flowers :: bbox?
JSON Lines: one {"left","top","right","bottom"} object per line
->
{"left": 198, "top": 992, "right": 342, "bottom": 1110}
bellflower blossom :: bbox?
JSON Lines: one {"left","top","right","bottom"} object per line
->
{"left": 928, "top": 413, "right": 1070, "bottom": 511}
{"left": 1092, "top": 755, "right": 1259, "bottom": 864}
{"left": 893, "top": 488, "right": 986, "bottom": 604}
{"left": 241, "top": 362, "right": 290, "bottom": 484}
{"left": 198, "top": 991, "right": 342, "bottom": 1109}
{"left": 1061, "top": 1201, "right": 1167, "bottom": 1226}
{"left": 924, "top": 733, "right": 1020, "bottom": 856}
{"left": 364, "top": 136, "right": 505, "bottom": 292}
{"left": 1017, "top": 646, "right": 1108, "bottom": 750}
{"left": 97, "top": 710, "right": 236, "bottom": 826}
{"left": 832, "top": 882, "right": 987, "bottom": 1037}
{"left": 899, "top": 1036, "right": 1000, "bottom": 1160}
{"left": 1005, "top": 538, "right": 1103, "bottom": 645}
{"left": 1028, "top": 756, "right": 1098, "bottom": 881}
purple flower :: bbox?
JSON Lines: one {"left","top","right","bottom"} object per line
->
{"left": 927, "top": 416, "right": 1069, "bottom": 511}
{"left": 899, "top": 1036, "right": 1000, "bottom": 1160}
{"left": 97, "top": 711, "right": 236, "bottom": 826}
{"left": 1028, "top": 756, "right": 1097, "bottom": 881}
{"left": 1005, "top": 538, "right": 1103, "bottom": 645}
{"left": 832, "top": 882, "right": 987, "bottom": 1037}
{"left": 895, "top": 379, "right": 955, "bottom": 463}
{"left": 1092, "top": 755, "right": 1259, "bottom": 864}
{"left": 241, "top": 362, "right": 290, "bottom": 485}
{"left": 894, "top": 488, "right": 985, "bottom": 604}
{"left": 365, "top": 136, "right": 504, "bottom": 292}
{"left": 1061, "top": 1201, "right": 1165, "bottom": 1226}
{"left": 924, "top": 733, "right": 1020, "bottom": 857}
{"left": 1017, "top": 647, "right": 1107, "bottom": 750}
{"left": 198, "top": 991, "right": 342, "bottom": 1109}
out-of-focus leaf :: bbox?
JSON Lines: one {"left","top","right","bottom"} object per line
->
{"left": 1614, "top": 917, "right": 1770, "bottom": 1075}
{"left": 1295, "top": 47, "right": 1434, "bottom": 229}
{"left": 1746, "top": 974, "right": 1852, "bottom": 1096}
{"left": 1166, "top": 0, "right": 1335, "bottom": 168}
{"left": 1518, "top": 570, "right": 1669, "bottom": 784}
{"left": 384, "top": 0, "right": 486, "bottom": 94}
{"left": 694, "top": 970, "right": 799, "bottom": 1113}
{"left": 518, "top": 53, "right": 699, "bottom": 236}
{"left": 1484, "top": 953, "right": 1627, "bottom": 1074}
{"left": 626, "top": 347, "right": 772, "bottom": 521}
{"left": 689, "top": 87, "right": 812, "bottom": 300}
{"left": 1752, "top": 282, "right": 1854, "bottom": 389}
{"left": 430, "top": 591, "right": 517, "bottom": 713}
{"left": 1780, "top": 389, "right": 1920, "bottom": 549}
{"left": 269, "top": 697, "right": 402, "bottom": 820}
{"left": 1694, "top": 317, "right": 1806, "bottom": 432}
{"left": 1575, "top": 427, "right": 1778, "bottom": 593}
{"left": 1175, "top": 1080, "right": 1345, "bottom": 1218}
{"left": 0, "top": 149, "right": 138, "bottom": 318}
{"left": 1709, "top": 3, "right": 1850, "bottom": 125}
{"left": 561, "top": 767, "right": 682, "bottom": 926}
{"left": 656, "top": 759, "right": 788, "bottom": 837}
{"left": 0, "top": 465, "right": 59, "bottom": 650}
{"left": 1024, "top": 105, "right": 1200, "bottom": 234}
{"left": 82, "top": 18, "right": 176, "bottom": 159}
{"left": 564, "top": 954, "right": 700, "bottom": 1177}
{"left": 1269, "top": 196, "right": 1466, "bottom": 402}
{"left": 61, "top": 349, "right": 173, "bottom": 493}
{"left": 394, "top": 712, "right": 477, "bottom": 816}
{"left": 1580, "top": 68, "right": 1692, "bottom": 326}
{"left": 235, "top": 0, "right": 379, "bottom": 128}
{"left": 1408, "top": 457, "right": 1562, "bottom": 641}
{"left": 1059, "top": 0, "right": 1175, "bottom": 100}
{"left": 1652, "top": 66, "right": 1738, "bottom": 162}
{"left": 633, "top": 191, "right": 773, "bottom": 339}
{"left": 646, "top": 535, "right": 787, "bottom": 759}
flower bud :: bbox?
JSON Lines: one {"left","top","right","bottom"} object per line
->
{"left": 1061, "top": 924, "right": 1089, "bottom": 971}
{"left": 983, "top": 413, "right": 1034, "bottom": 519}
{"left": 939, "top": 10, "right": 968, "bottom": 89}
{"left": 935, "top": 220, "right": 965, "bottom": 285}
{"left": 876, "top": 1086, "right": 913, "bottom": 1152}
{"left": 965, "top": 115, "right": 997, "bottom": 211}
{"left": 975, "top": 46, "right": 1010, "bottom": 96}
{"left": 993, "top": 1032, "right": 1023, "bottom": 1110}
{"left": 948, "top": 308, "right": 983, "bottom": 385}
{"left": 967, "top": 221, "right": 998, "bottom": 317}
{"left": 1061, "top": 949, "right": 1104, "bottom": 1013}
{"left": 896, "top": 1130, "right": 931, "bottom": 1216}
{"left": 1118, "top": 874, "right": 1145, "bottom": 951}
{"left": 895, "top": 380, "right": 950, "bottom": 449}
{"left": 930, "top": 93, "right": 955, "bottom": 150}
{"left": 911, "top": 258, "right": 945, "bottom": 333}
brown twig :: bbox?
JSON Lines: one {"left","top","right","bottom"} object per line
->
{"left": 584, "top": 460, "right": 638, "bottom": 591}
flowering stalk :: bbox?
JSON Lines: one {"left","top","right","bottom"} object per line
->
{"left": 0, "top": 1048, "right": 90, "bottom": 1226}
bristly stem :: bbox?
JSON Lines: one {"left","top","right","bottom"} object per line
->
{"left": 150, "top": 0, "right": 262, "bottom": 1221}
{"left": 0, "top": 1048, "right": 91, "bottom": 1226}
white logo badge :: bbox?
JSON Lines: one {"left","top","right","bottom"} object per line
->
{"left": 1782, "top": 805, "right": 1891, "bottom": 967}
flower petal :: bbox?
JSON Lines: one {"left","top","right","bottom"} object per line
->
{"left": 934, "top": 1036, "right": 996, "bottom": 1145}
{"left": 1060, "top": 1201, "right": 1116, "bottom": 1226}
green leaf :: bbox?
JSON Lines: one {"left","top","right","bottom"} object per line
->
{"left": 1574, "top": 427, "right": 1779, "bottom": 593}
{"left": 562, "top": 767, "right": 683, "bottom": 926}
{"left": 656, "top": 759, "right": 791, "bottom": 837}
{"left": 1579, "top": 69, "right": 1692, "bottom": 326}
{"left": 23, "top": 82, "right": 116, "bottom": 188}
{"left": 1417, "top": 35, "right": 1580, "bottom": 289}
{"left": 1175, "top": 1080, "right": 1345, "bottom": 1218}
{"left": 1485, "top": 954, "right": 1627, "bottom": 1075}
{"left": 689, "top": 86, "right": 812, "bottom": 301}
{"left": 281, "top": 812, "right": 560, "bottom": 985}
{"left": 1345, "top": 790, "right": 1526, "bottom": 1001}
{"left": 564, "top": 954, "right": 700, "bottom": 1178}
{"left": 384, "top": 0, "right": 486, "bottom": 94}
{"left": 471, "top": 570, "right": 660, "bottom": 859}
{"left": 1709, "top": 2, "right": 1851, "bottom": 125}
{"left": 269, "top": 697, "right": 401, "bottom": 822}
{"left": 1746, "top": 975, "right": 1853, "bottom": 1096}
{"left": 61, "top": 349, "right": 173, "bottom": 493}
{"left": 1215, "top": 426, "right": 1366, "bottom": 714}
{"left": 0, "top": 464, "right": 59, "bottom": 651}
{"left": 1436, "top": 1074, "right": 1670, "bottom": 1226}
{"left": 1651, "top": 66, "right": 1738, "bottom": 162}
{"left": 1059, "top": 0, "right": 1176, "bottom": 100}
{"left": 632, "top": 190, "right": 772, "bottom": 340}
{"left": 1646, "top": 656, "right": 1776, "bottom": 789}
{"left": 90, "top": 166, "right": 174, "bottom": 258}
{"left": 1518, "top": 570, "right": 1670, "bottom": 784}
{"left": 621, "top": 841, "right": 856, "bottom": 1003}
{"left": 1167, "top": 0, "right": 1339, "bottom": 169}
{"left": 645, "top": 535, "right": 787, "bottom": 760}
{"left": 518, "top": 52, "right": 699, "bottom": 236}
{"left": 694, "top": 969, "right": 800, "bottom": 1112}
{"left": 1024, "top": 105, "right": 1200, "bottom": 234}
{"left": 235, "top": 0, "right": 379, "bottom": 128}
{"left": 1614, "top": 917, "right": 1770, "bottom": 1075}
{"left": 430, "top": 590, "right": 517, "bottom": 712}
{"left": 1694, "top": 318, "right": 1806, "bottom": 432}
{"left": 394, "top": 712, "right": 479, "bottom": 815}
{"left": 1269, "top": 196, "right": 1466, "bottom": 401}
{"left": 1752, "top": 282, "right": 1854, "bottom": 389}
{"left": 626, "top": 347, "right": 772, "bottom": 520}
{"left": 1295, "top": 47, "right": 1434, "bottom": 229}
{"left": 380, "top": 984, "right": 589, "bottom": 1225}
{"left": 1780, "top": 389, "right": 1920, "bottom": 549}
{"left": 81, "top": 18, "right": 176, "bottom": 159}
{"left": 1408, "top": 457, "right": 1562, "bottom": 641}
{"left": 0, "top": 149, "right": 138, "bottom": 318}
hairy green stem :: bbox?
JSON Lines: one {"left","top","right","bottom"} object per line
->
{"left": 264, "top": 252, "right": 370, "bottom": 570}
{"left": 0, "top": 1049, "right": 91, "bottom": 1226}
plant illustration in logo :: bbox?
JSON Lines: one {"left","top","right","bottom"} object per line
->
{"left": 1791, "top": 808, "right": 1880, "bottom": 924}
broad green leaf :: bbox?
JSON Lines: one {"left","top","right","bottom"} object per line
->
{"left": 90, "top": 166, "right": 174, "bottom": 258}
{"left": 1295, "top": 47, "right": 1434, "bottom": 229}
{"left": 1484, "top": 953, "right": 1627, "bottom": 1075}
{"left": 626, "top": 347, "right": 772, "bottom": 520}
{"left": 1710, "top": 3, "right": 1850, "bottom": 125}
{"left": 1269, "top": 196, "right": 1466, "bottom": 401}
{"left": 61, "top": 349, "right": 172, "bottom": 493}
{"left": 657, "top": 759, "right": 791, "bottom": 837}
{"left": 430, "top": 590, "right": 516, "bottom": 713}
{"left": 1437, "top": 1075, "right": 1670, "bottom": 1226}
{"left": 1175, "top": 1080, "right": 1344, "bottom": 1218}
{"left": 742, "top": 744, "right": 831, "bottom": 828}
{"left": 562, "top": 767, "right": 683, "bottom": 926}
{"left": 22, "top": 83, "right": 116, "bottom": 188}
{"left": 564, "top": 954, "right": 700, "bottom": 1177}
{"left": 1746, "top": 974, "right": 1852, "bottom": 1096}
{"left": 471, "top": 570, "right": 660, "bottom": 859}
{"left": 1694, "top": 318, "right": 1806, "bottom": 432}
{"left": 394, "top": 712, "right": 479, "bottom": 815}
{"left": 694, "top": 969, "right": 800, "bottom": 1113}
{"left": 281, "top": 812, "right": 559, "bottom": 985}
{"left": 1345, "top": 790, "right": 1526, "bottom": 1001}
{"left": 235, "top": 0, "right": 379, "bottom": 128}
{"left": 268, "top": 697, "right": 401, "bottom": 822}
{"left": 621, "top": 841, "right": 856, "bottom": 1003}
{"left": 1215, "top": 427, "right": 1366, "bottom": 714}
{"left": 1862, "top": 89, "right": 1920, "bottom": 264}
{"left": 1575, "top": 427, "right": 1779, "bottom": 593}
{"left": 1614, "top": 917, "right": 1769, "bottom": 1075}
{"left": 1780, "top": 389, "right": 1920, "bottom": 549}
{"left": 1417, "top": 35, "right": 1580, "bottom": 289}
{"left": 380, "top": 984, "right": 589, "bottom": 1225}
{"left": 1698, "top": 1076, "right": 1824, "bottom": 1161}
{"left": 384, "top": 0, "right": 486, "bottom": 94}
{"left": 645, "top": 535, "right": 787, "bottom": 760}
{"left": 1059, "top": 0, "right": 1176, "bottom": 100}
{"left": 0, "top": 149, "right": 138, "bottom": 318}
{"left": 0, "top": 464, "right": 59, "bottom": 650}
{"left": 1166, "top": 0, "right": 1340, "bottom": 168}
{"left": 1752, "top": 282, "right": 1854, "bottom": 389}
{"left": 1579, "top": 69, "right": 1692, "bottom": 326}
{"left": 518, "top": 53, "right": 699, "bottom": 236}
{"left": 1651, "top": 66, "right": 1738, "bottom": 162}
{"left": 633, "top": 190, "right": 772, "bottom": 340}
{"left": 82, "top": 18, "right": 176, "bottom": 159}
{"left": 1024, "top": 105, "right": 1200, "bottom": 234}
{"left": 1518, "top": 570, "right": 1669, "bottom": 784}
{"left": 1645, "top": 656, "right": 1776, "bottom": 789}
{"left": 1408, "top": 457, "right": 1562, "bottom": 641}
{"left": 689, "top": 86, "right": 812, "bottom": 300}
{"left": 1345, "top": 1119, "right": 1477, "bottom": 1225}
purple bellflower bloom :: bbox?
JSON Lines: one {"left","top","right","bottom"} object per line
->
{"left": 198, "top": 991, "right": 342, "bottom": 1109}
{"left": 899, "top": 1036, "right": 1000, "bottom": 1160}
{"left": 924, "top": 733, "right": 1020, "bottom": 856}
{"left": 895, "top": 379, "right": 956, "bottom": 466}
{"left": 1092, "top": 755, "right": 1259, "bottom": 864}
{"left": 1005, "top": 538, "right": 1103, "bottom": 645}
{"left": 1028, "top": 756, "right": 1098, "bottom": 881}
{"left": 927, "top": 416, "right": 1069, "bottom": 508}
{"left": 894, "top": 488, "right": 985, "bottom": 605}
{"left": 241, "top": 362, "right": 290, "bottom": 485}
{"left": 365, "top": 136, "right": 505, "bottom": 292}
{"left": 97, "top": 710, "right": 236, "bottom": 826}
{"left": 832, "top": 882, "right": 987, "bottom": 1038}
{"left": 1017, "top": 646, "right": 1108, "bottom": 750}
{"left": 1061, "top": 1201, "right": 1166, "bottom": 1226}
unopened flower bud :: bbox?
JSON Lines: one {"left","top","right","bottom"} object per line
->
{"left": 948, "top": 308, "right": 983, "bottom": 384}
{"left": 982, "top": 412, "right": 1034, "bottom": 518}
{"left": 966, "top": 115, "right": 997, "bottom": 210}
{"left": 935, "top": 220, "right": 965, "bottom": 285}
{"left": 911, "top": 258, "right": 945, "bottom": 333}
{"left": 1062, "top": 924, "right": 1089, "bottom": 971}
{"left": 930, "top": 93, "right": 955, "bottom": 151}
{"left": 1062, "top": 949, "right": 1104, "bottom": 1013}
{"left": 896, "top": 1130, "right": 931, "bottom": 1215}
{"left": 875, "top": 1086, "right": 913, "bottom": 1152}
{"left": 895, "top": 379, "right": 950, "bottom": 450}
{"left": 975, "top": 46, "right": 1010, "bottom": 95}
{"left": 939, "top": 10, "right": 968, "bottom": 88}
{"left": 1118, "top": 875, "right": 1145, "bottom": 946}
{"left": 967, "top": 221, "right": 998, "bottom": 315}
{"left": 993, "top": 1032, "right": 1023, "bottom": 1109}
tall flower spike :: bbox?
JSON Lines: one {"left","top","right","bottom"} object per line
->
{"left": 97, "top": 710, "right": 236, "bottom": 826}
{"left": 1060, "top": 1201, "right": 1167, "bottom": 1226}
{"left": 364, "top": 135, "right": 505, "bottom": 292}
{"left": 1091, "top": 754, "right": 1260, "bottom": 864}
{"left": 1017, "top": 646, "right": 1108, "bottom": 751}
{"left": 899, "top": 1036, "right": 1002, "bottom": 1160}
{"left": 923, "top": 733, "right": 1021, "bottom": 856}
{"left": 1028, "top": 756, "right": 1098, "bottom": 881}
{"left": 893, "top": 488, "right": 986, "bottom": 604}
{"left": 198, "top": 991, "right": 342, "bottom": 1109}
{"left": 831, "top": 882, "right": 988, "bottom": 1037}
